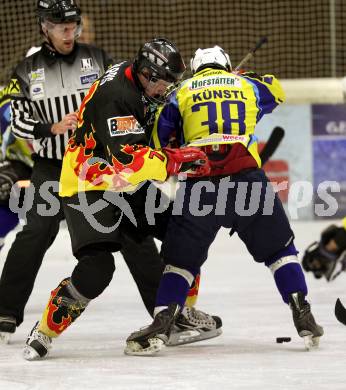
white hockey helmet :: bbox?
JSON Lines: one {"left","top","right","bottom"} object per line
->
{"left": 190, "top": 45, "right": 231, "bottom": 74}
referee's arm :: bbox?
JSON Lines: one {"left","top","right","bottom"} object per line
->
{"left": 10, "top": 72, "right": 53, "bottom": 141}
{"left": 10, "top": 76, "right": 77, "bottom": 141}
{"left": 11, "top": 96, "right": 53, "bottom": 140}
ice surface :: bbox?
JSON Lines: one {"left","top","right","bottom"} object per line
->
{"left": 0, "top": 221, "right": 345, "bottom": 390}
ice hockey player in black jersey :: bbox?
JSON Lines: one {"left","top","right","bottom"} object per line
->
{"left": 0, "top": 0, "right": 219, "bottom": 348}
{"left": 23, "top": 36, "right": 221, "bottom": 360}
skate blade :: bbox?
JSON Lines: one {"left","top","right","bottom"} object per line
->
{"left": 124, "top": 337, "right": 165, "bottom": 356}
{"left": 23, "top": 345, "right": 46, "bottom": 361}
{"left": 0, "top": 332, "right": 11, "bottom": 344}
{"left": 302, "top": 335, "right": 320, "bottom": 351}
{"left": 167, "top": 327, "right": 222, "bottom": 346}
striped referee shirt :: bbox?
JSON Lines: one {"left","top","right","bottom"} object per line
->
{"left": 10, "top": 42, "right": 112, "bottom": 160}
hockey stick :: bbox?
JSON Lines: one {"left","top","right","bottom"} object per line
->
{"left": 260, "top": 126, "right": 285, "bottom": 165}
{"left": 234, "top": 36, "right": 268, "bottom": 72}
{"left": 335, "top": 298, "right": 346, "bottom": 326}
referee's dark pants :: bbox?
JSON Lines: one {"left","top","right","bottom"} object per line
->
{"left": 0, "top": 157, "right": 163, "bottom": 327}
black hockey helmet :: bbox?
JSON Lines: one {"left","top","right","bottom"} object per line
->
{"left": 36, "top": 0, "right": 81, "bottom": 23}
{"left": 134, "top": 38, "right": 186, "bottom": 83}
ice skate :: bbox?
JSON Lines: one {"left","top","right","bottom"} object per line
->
{"left": 23, "top": 321, "right": 52, "bottom": 361}
{"left": 289, "top": 292, "right": 324, "bottom": 350}
{"left": 125, "top": 303, "right": 180, "bottom": 356}
{"left": 0, "top": 315, "right": 16, "bottom": 344}
{"left": 167, "top": 306, "right": 222, "bottom": 346}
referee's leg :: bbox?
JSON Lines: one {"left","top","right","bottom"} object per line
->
{"left": 0, "top": 158, "right": 64, "bottom": 327}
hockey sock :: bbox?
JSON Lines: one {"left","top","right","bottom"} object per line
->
{"left": 39, "top": 278, "right": 90, "bottom": 338}
{"left": 155, "top": 265, "right": 198, "bottom": 310}
{"left": 0, "top": 206, "right": 19, "bottom": 249}
{"left": 185, "top": 273, "right": 201, "bottom": 307}
{"left": 265, "top": 243, "right": 307, "bottom": 304}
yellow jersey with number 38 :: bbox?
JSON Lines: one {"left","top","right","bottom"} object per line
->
{"left": 151, "top": 68, "right": 285, "bottom": 167}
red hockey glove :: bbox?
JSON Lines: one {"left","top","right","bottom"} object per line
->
{"left": 163, "top": 147, "right": 211, "bottom": 177}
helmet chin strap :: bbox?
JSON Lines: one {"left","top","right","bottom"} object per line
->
{"left": 144, "top": 83, "right": 169, "bottom": 104}
{"left": 42, "top": 25, "right": 58, "bottom": 52}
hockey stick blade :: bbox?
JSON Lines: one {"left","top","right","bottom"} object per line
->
{"left": 260, "top": 126, "right": 285, "bottom": 165}
{"left": 335, "top": 298, "right": 346, "bottom": 326}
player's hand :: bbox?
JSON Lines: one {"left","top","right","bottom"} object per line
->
{"left": 302, "top": 224, "right": 346, "bottom": 281}
{"left": 232, "top": 68, "right": 246, "bottom": 75}
{"left": 0, "top": 162, "right": 18, "bottom": 201}
{"left": 51, "top": 112, "right": 78, "bottom": 135}
{"left": 319, "top": 224, "right": 346, "bottom": 255}
{"left": 163, "top": 146, "right": 210, "bottom": 177}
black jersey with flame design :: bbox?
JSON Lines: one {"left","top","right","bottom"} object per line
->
{"left": 59, "top": 61, "right": 168, "bottom": 196}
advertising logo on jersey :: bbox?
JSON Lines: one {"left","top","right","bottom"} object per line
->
{"left": 80, "top": 73, "right": 99, "bottom": 86}
{"left": 189, "top": 75, "right": 241, "bottom": 90}
{"left": 188, "top": 133, "right": 249, "bottom": 146}
{"left": 107, "top": 116, "right": 144, "bottom": 137}
{"left": 81, "top": 58, "right": 93, "bottom": 72}
{"left": 30, "top": 83, "right": 44, "bottom": 100}
{"left": 30, "top": 68, "right": 45, "bottom": 82}
{"left": 4, "top": 79, "right": 20, "bottom": 95}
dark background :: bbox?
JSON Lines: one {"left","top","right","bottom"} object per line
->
{"left": 1, "top": 0, "right": 345, "bottom": 84}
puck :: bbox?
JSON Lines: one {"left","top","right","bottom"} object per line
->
{"left": 276, "top": 337, "right": 291, "bottom": 343}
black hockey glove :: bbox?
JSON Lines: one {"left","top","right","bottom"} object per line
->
{"left": 0, "top": 161, "right": 18, "bottom": 204}
{"left": 321, "top": 224, "right": 346, "bottom": 254}
{"left": 302, "top": 225, "right": 346, "bottom": 281}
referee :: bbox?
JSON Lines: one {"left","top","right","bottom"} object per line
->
{"left": 0, "top": 0, "right": 163, "bottom": 343}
